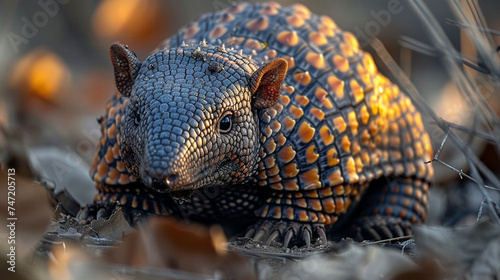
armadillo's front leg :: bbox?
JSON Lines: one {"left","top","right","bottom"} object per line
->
{"left": 244, "top": 186, "right": 356, "bottom": 248}
{"left": 244, "top": 191, "right": 330, "bottom": 248}
{"left": 86, "top": 183, "right": 171, "bottom": 224}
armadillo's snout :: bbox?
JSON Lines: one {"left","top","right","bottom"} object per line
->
{"left": 142, "top": 170, "right": 180, "bottom": 192}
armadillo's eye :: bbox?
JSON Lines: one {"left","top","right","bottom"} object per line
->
{"left": 218, "top": 113, "right": 232, "bottom": 133}
{"left": 134, "top": 109, "right": 141, "bottom": 125}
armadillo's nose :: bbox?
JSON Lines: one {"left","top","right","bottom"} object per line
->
{"left": 165, "top": 173, "right": 179, "bottom": 188}
{"left": 143, "top": 171, "right": 180, "bottom": 192}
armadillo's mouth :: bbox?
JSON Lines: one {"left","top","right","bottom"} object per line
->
{"left": 150, "top": 181, "right": 201, "bottom": 193}
{"left": 141, "top": 165, "right": 215, "bottom": 193}
{"left": 145, "top": 158, "right": 234, "bottom": 193}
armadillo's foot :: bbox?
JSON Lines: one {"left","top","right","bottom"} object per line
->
{"left": 76, "top": 201, "right": 119, "bottom": 223}
{"left": 77, "top": 200, "right": 150, "bottom": 226}
{"left": 245, "top": 220, "right": 327, "bottom": 248}
{"left": 353, "top": 216, "right": 413, "bottom": 242}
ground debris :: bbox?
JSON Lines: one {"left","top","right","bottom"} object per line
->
{"left": 265, "top": 243, "right": 429, "bottom": 280}
{"left": 414, "top": 219, "right": 500, "bottom": 279}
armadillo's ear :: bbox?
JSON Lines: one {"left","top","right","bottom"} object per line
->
{"left": 250, "top": 58, "right": 288, "bottom": 109}
{"left": 109, "top": 43, "right": 142, "bottom": 97}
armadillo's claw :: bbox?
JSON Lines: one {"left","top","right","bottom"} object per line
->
{"left": 283, "top": 228, "right": 295, "bottom": 248}
{"left": 379, "top": 224, "right": 394, "bottom": 239}
{"left": 253, "top": 229, "right": 266, "bottom": 241}
{"left": 265, "top": 221, "right": 287, "bottom": 245}
{"left": 266, "top": 230, "right": 281, "bottom": 246}
{"left": 251, "top": 220, "right": 273, "bottom": 241}
{"left": 315, "top": 224, "right": 328, "bottom": 245}
{"left": 391, "top": 223, "right": 405, "bottom": 238}
{"left": 244, "top": 227, "right": 255, "bottom": 238}
{"left": 245, "top": 220, "right": 327, "bottom": 248}
{"left": 354, "top": 216, "right": 413, "bottom": 242}
{"left": 303, "top": 228, "right": 311, "bottom": 248}
{"left": 76, "top": 207, "right": 89, "bottom": 221}
{"left": 96, "top": 208, "right": 107, "bottom": 220}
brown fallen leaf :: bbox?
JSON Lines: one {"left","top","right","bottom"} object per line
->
{"left": 28, "top": 146, "right": 97, "bottom": 215}
{"left": 49, "top": 243, "right": 115, "bottom": 280}
{"left": 103, "top": 217, "right": 256, "bottom": 280}
{"left": 0, "top": 169, "right": 53, "bottom": 258}
{"left": 90, "top": 207, "right": 134, "bottom": 240}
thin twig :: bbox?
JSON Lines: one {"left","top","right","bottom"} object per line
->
{"left": 400, "top": 36, "right": 494, "bottom": 75}
{"left": 446, "top": 19, "right": 500, "bottom": 36}
{"left": 477, "top": 197, "right": 485, "bottom": 222}
{"left": 451, "top": 0, "right": 500, "bottom": 77}
{"left": 431, "top": 157, "right": 499, "bottom": 191}
{"left": 409, "top": 0, "right": 500, "bottom": 150}
{"left": 430, "top": 128, "right": 451, "bottom": 161}
{"left": 426, "top": 129, "right": 498, "bottom": 190}
{"left": 432, "top": 120, "right": 497, "bottom": 143}
{"left": 359, "top": 235, "right": 413, "bottom": 246}
{"left": 370, "top": 31, "right": 500, "bottom": 223}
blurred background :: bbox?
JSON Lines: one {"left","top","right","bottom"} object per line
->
{"left": 0, "top": 0, "right": 500, "bottom": 224}
{"left": 2, "top": 2, "right": 500, "bottom": 279}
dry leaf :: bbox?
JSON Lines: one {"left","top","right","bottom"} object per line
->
{"left": 49, "top": 243, "right": 114, "bottom": 280}
{"left": 28, "top": 146, "right": 96, "bottom": 211}
{"left": 414, "top": 219, "right": 500, "bottom": 278}
{"left": 272, "top": 244, "right": 423, "bottom": 280}
{"left": 0, "top": 169, "right": 52, "bottom": 258}
{"left": 90, "top": 208, "right": 134, "bottom": 240}
{"left": 103, "top": 217, "right": 256, "bottom": 280}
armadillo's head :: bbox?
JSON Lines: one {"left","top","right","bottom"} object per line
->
{"left": 109, "top": 43, "right": 287, "bottom": 192}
